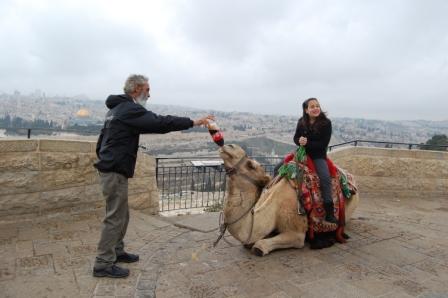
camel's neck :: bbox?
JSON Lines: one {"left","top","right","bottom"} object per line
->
{"left": 224, "top": 177, "right": 259, "bottom": 214}
{"left": 223, "top": 177, "right": 261, "bottom": 242}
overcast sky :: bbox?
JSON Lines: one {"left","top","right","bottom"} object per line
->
{"left": 1, "top": 0, "right": 447, "bottom": 120}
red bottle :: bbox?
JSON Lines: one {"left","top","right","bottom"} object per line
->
{"left": 207, "top": 120, "right": 224, "bottom": 146}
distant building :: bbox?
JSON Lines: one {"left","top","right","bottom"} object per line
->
{"left": 68, "top": 108, "right": 101, "bottom": 126}
{"left": 190, "top": 160, "right": 223, "bottom": 167}
{"left": 76, "top": 108, "right": 90, "bottom": 118}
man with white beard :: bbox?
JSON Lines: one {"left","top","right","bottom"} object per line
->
{"left": 93, "top": 74, "right": 213, "bottom": 278}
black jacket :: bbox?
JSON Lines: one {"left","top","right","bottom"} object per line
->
{"left": 94, "top": 94, "right": 194, "bottom": 178}
{"left": 293, "top": 118, "right": 332, "bottom": 159}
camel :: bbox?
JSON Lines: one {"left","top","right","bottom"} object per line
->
{"left": 218, "top": 144, "right": 359, "bottom": 256}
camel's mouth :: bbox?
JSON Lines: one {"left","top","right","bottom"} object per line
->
{"left": 218, "top": 147, "right": 225, "bottom": 159}
{"left": 218, "top": 144, "right": 233, "bottom": 159}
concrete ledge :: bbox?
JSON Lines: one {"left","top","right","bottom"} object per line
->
{"left": 333, "top": 155, "right": 448, "bottom": 178}
{"left": 0, "top": 139, "right": 160, "bottom": 218}
{"left": 39, "top": 139, "right": 93, "bottom": 153}
{"left": 0, "top": 140, "right": 38, "bottom": 152}
{"left": 335, "top": 146, "right": 448, "bottom": 160}
{"left": 331, "top": 146, "right": 448, "bottom": 200}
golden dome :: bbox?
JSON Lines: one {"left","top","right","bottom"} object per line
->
{"left": 76, "top": 108, "right": 90, "bottom": 118}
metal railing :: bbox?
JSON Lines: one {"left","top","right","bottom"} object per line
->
{"left": 328, "top": 139, "right": 448, "bottom": 151}
{"left": 155, "top": 156, "right": 282, "bottom": 212}
{"left": 0, "top": 127, "right": 101, "bottom": 138}
{"left": 155, "top": 140, "right": 447, "bottom": 211}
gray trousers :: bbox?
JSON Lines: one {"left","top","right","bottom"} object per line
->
{"left": 313, "top": 158, "right": 333, "bottom": 205}
{"left": 94, "top": 171, "right": 129, "bottom": 270}
{"left": 274, "top": 158, "right": 333, "bottom": 205}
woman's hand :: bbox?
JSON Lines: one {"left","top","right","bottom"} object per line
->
{"left": 298, "top": 136, "right": 307, "bottom": 146}
{"left": 193, "top": 115, "right": 215, "bottom": 126}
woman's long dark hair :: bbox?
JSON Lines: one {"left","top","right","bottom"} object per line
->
{"left": 299, "top": 97, "right": 330, "bottom": 132}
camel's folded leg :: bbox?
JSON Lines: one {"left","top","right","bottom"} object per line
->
{"left": 252, "top": 231, "right": 306, "bottom": 256}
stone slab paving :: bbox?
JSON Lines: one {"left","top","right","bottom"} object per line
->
{"left": 1, "top": 194, "right": 448, "bottom": 298}
{"left": 168, "top": 213, "right": 221, "bottom": 233}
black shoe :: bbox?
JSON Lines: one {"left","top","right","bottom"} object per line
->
{"left": 324, "top": 202, "right": 338, "bottom": 225}
{"left": 325, "top": 213, "right": 338, "bottom": 225}
{"left": 93, "top": 265, "right": 129, "bottom": 278}
{"left": 116, "top": 252, "right": 139, "bottom": 263}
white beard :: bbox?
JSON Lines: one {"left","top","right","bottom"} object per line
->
{"left": 135, "top": 92, "right": 148, "bottom": 107}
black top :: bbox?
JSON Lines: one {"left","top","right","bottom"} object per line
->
{"left": 293, "top": 118, "right": 332, "bottom": 159}
{"left": 94, "top": 94, "right": 194, "bottom": 178}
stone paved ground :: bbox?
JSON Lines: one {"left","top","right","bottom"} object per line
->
{"left": 1, "top": 194, "right": 448, "bottom": 298}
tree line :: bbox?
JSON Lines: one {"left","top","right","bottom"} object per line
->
{"left": 419, "top": 134, "right": 448, "bottom": 151}
{"left": 0, "top": 115, "right": 102, "bottom": 136}
{"left": 0, "top": 114, "right": 57, "bottom": 129}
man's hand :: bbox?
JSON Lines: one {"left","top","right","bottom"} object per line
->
{"left": 298, "top": 136, "right": 307, "bottom": 146}
{"left": 193, "top": 115, "right": 215, "bottom": 127}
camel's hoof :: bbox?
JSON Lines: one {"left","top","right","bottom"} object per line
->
{"left": 310, "top": 241, "right": 325, "bottom": 250}
{"left": 252, "top": 247, "right": 264, "bottom": 257}
{"left": 243, "top": 244, "right": 253, "bottom": 250}
{"left": 310, "top": 239, "right": 334, "bottom": 249}
{"left": 323, "top": 239, "right": 335, "bottom": 248}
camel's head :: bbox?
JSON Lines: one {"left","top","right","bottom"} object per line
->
{"left": 219, "top": 144, "right": 271, "bottom": 187}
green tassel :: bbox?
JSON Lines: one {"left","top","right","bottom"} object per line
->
{"left": 295, "top": 146, "right": 306, "bottom": 163}
{"left": 278, "top": 163, "right": 299, "bottom": 180}
{"left": 339, "top": 172, "right": 352, "bottom": 199}
{"left": 278, "top": 146, "right": 306, "bottom": 180}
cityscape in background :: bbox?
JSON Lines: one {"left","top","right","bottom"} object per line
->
{"left": 1, "top": 91, "right": 447, "bottom": 157}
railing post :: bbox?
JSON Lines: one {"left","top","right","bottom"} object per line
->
{"left": 155, "top": 158, "right": 159, "bottom": 181}
{"left": 27, "top": 128, "right": 31, "bottom": 139}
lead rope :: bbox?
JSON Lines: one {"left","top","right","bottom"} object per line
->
{"left": 213, "top": 207, "right": 255, "bottom": 247}
{"left": 213, "top": 190, "right": 259, "bottom": 247}
{"left": 244, "top": 208, "right": 255, "bottom": 245}
{"left": 213, "top": 212, "right": 227, "bottom": 247}
{"left": 213, "top": 155, "right": 261, "bottom": 248}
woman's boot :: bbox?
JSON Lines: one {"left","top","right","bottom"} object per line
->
{"left": 324, "top": 201, "right": 338, "bottom": 225}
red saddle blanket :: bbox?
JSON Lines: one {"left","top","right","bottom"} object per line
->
{"left": 285, "top": 156, "right": 357, "bottom": 242}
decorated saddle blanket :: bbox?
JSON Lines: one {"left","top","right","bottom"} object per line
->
{"left": 279, "top": 151, "right": 357, "bottom": 237}
{"left": 301, "top": 158, "right": 351, "bottom": 234}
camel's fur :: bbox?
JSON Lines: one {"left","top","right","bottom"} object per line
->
{"left": 219, "top": 144, "right": 359, "bottom": 256}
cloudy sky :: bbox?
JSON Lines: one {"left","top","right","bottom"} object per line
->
{"left": 0, "top": 0, "right": 447, "bottom": 120}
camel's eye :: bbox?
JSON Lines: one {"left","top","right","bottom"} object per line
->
{"left": 246, "top": 160, "right": 255, "bottom": 169}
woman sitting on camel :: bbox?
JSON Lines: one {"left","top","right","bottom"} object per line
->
{"left": 294, "top": 97, "right": 338, "bottom": 225}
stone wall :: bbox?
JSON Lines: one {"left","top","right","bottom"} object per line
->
{"left": 329, "top": 146, "right": 448, "bottom": 199}
{"left": 2, "top": 140, "right": 447, "bottom": 220}
{"left": 0, "top": 139, "right": 159, "bottom": 221}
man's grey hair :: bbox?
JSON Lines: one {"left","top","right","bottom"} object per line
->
{"left": 123, "top": 74, "right": 149, "bottom": 94}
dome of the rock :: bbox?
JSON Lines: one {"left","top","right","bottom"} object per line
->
{"left": 76, "top": 108, "right": 90, "bottom": 118}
